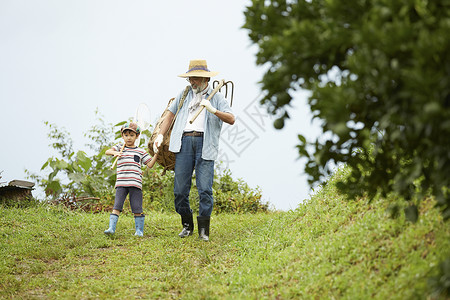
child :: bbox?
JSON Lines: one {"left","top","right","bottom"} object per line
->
{"left": 104, "top": 122, "right": 158, "bottom": 237}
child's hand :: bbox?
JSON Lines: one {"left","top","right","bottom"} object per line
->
{"left": 105, "top": 146, "right": 125, "bottom": 157}
{"left": 146, "top": 152, "right": 158, "bottom": 169}
{"left": 112, "top": 151, "right": 123, "bottom": 157}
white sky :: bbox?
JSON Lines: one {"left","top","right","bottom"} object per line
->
{"left": 0, "top": 0, "right": 322, "bottom": 211}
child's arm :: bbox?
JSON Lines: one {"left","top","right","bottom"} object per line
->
{"left": 105, "top": 147, "right": 122, "bottom": 157}
{"left": 146, "top": 153, "right": 159, "bottom": 169}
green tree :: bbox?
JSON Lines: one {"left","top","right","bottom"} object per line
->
{"left": 244, "top": 0, "right": 450, "bottom": 220}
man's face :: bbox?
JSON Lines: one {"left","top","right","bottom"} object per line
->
{"left": 188, "top": 77, "right": 207, "bottom": 93}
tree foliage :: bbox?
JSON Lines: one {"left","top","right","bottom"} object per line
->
{"left": 244, "top": 0, "right": 450, "bottom": 220}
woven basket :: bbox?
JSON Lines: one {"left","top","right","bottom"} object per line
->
{"left": 148, "top": 98, "right": 176, "bottom": 173}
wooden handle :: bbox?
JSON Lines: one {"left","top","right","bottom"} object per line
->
{"left": 110, "top": 143, "right": 126, "bottom": 170}
{"left": 189, "top": 79, "right": 225, "bottom": 124}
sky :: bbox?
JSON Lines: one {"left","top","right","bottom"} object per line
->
{"left": 0, "top": 0, "right": 322, "bottom": 211}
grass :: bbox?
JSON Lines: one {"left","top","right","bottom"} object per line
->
{"left": 1, "top": 175, "right": 449, "bottom": 299}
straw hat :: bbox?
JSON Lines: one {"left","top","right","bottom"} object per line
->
{"left": 178, "top": 59, "right": 219, "bottom": 78}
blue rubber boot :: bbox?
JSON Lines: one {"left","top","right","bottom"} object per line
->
{"left": 104, "top": 213, "right": 119, "bottom": 235}
{"left": 134, "top": 215, "right": 145, "bottom": 237}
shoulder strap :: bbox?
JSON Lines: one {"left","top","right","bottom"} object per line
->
{"left": 167, "top": 85, "right": 190, "bottom": 134}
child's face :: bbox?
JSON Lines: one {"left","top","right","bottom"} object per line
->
{"left": 122, "top": 130, "right": 139, "bottom": 147}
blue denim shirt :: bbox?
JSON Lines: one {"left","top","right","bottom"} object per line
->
{"left": 168, "top": 85, "right": 233, "bottom": 161}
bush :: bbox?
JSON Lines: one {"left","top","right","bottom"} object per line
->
{"left": 213, "top": 169, "right": 269, "bottom": 214}
{"left": 28, "top": 110, "right": 268, "bottom": 214}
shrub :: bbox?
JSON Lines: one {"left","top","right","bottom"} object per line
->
{"left": 28, "top": 110, "right": 268, "bottom": 214}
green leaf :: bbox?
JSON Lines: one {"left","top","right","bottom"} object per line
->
{"left": 45, "top": 180, "right": 62, "bottom": 196}
{"left": 273, "top": 118, "right": 284, "bottom": 129}
{"left": 114, "top": 121, "right": 127, "bottom": 127}
{"left": 41, "top": 158, "right": 51, "bottom": 171}
{"left": 298, "top": 134, "right": 306, "bottom": 144}
{"left": 68, "top": 173, "right": 86, "bottom": 184}
{"left": 48, "top": 170, "right": 59, "bottom": 182}
{"left": 56, "top": 160, "right": 69, "bottom": 170}
{"left": 77, "top": 151, "right": 92, "bottom": 171}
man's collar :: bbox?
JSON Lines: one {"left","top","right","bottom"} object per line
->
{"left": 203, "top": 85, "right": 212, "bottom": 96}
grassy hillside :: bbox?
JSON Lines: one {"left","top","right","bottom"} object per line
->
{"left": 1, "top": 173, "right": 448, "bottom": 299}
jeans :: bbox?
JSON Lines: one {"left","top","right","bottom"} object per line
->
{"left": 174, "top": 135, "right": 215, "bottom": 217}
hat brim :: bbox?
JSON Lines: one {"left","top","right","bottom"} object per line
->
{"left": 178, "top": 70, "right": 219, "bottom": 78}
{"left": 121, "top": 128, "right": 139, "bottom": 134}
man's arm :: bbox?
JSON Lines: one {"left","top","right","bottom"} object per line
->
{"left": 159, "top": 111, "right": 175, "bottom": 136}
{"left": 200, "top": 99, "right": 235, "bottom": 125}
{"left": 213, "top": 110, "right": 235, "bottom": 125}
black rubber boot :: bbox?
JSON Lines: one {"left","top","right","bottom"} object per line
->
{"left": 178, "top": 214, "right": 194, "bottom": 238}
{"left": 197, "top": 216, "right": 210, "bottom": 242}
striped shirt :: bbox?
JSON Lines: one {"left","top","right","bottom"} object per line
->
{"left": 113, "top": 144, "right": 151, "bottom": 189}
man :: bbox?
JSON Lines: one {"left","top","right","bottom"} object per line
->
{"left": 153, "top": 59, "right": 235, "bottom": 241}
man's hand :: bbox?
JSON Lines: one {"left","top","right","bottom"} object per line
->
{"left": 200, "top": 99, "right": 217, "bottom": 114}
{"left": 153, "top": 134, "right": 163, "bottom": 153}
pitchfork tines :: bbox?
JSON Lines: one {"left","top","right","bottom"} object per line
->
{"left": 213, "top": 80, "right": 234, "bottom": 107}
